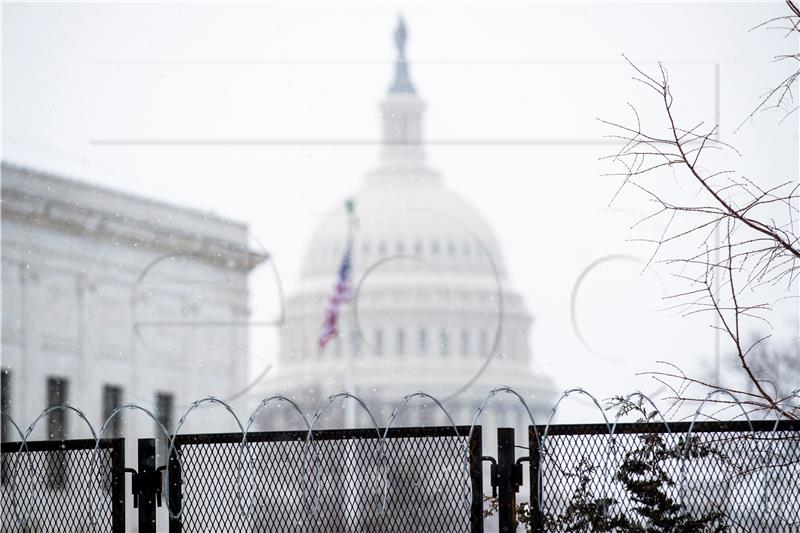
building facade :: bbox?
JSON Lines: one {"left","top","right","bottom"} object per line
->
{"left": 1, "top": 162, "right": 265, "bottom": 442}
{"left": 262, "top": 19, "right": 556, "bottom": 436}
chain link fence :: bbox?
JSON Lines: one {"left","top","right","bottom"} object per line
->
{"left": 167, "top": 426, "right": 483, "bottom": 533}
{"left": 529, "top": 420, "right": 800, "bottom": 532}
{"left": 0, "top": 438, "right": 125, "bottom": 533}
{"left": 2, "top": 421, "right": 798, "bottom": 532}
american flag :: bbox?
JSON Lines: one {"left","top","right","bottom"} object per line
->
{"left": 318, "top": 204, "right": 355, "bottom": 349}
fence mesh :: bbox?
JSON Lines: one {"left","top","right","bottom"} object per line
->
{"left": 530, "top": 421, "right": 800, "bottom": 532}
{"left": 0, "top": 438, "right": 123, "bottom": 533}
{"left": 168, "top": 426, "right": 480, "bottom": 533}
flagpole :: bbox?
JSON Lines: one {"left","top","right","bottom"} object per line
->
{"left": 344, "top": 198, "right": 357, "bottom": 430}
{"left": 317, "top": 198, "right": 359, "bottom": 529}
{"left": 342, "top": 198, "right": 360, "bottom": 532}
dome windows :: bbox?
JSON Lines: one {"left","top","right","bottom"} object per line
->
{"left": 349, "top": 236, "right": 482, "bottom": 264}
{"left": 328, "top": 235, "right": 490, "bottom": 272}
{"left": 309, "top": 236, "right": 504, "bottom": 270}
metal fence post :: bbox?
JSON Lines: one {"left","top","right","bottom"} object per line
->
{"left": 529, "top": 426, "right": 543, "bottom": 533}
{"left": 469, "top": 426, "right": 484, "bottom": 533}
{"left": 497, "top": 427, "right": 517, "bottom": 533}
{"left": 111, "top": 438, "right": 126, "bottom": 533}
{"left": 137, "top": 438, "right": 158, "bottom": 533}
{"left": 168, "top": 440, "right": 182, "bottom": 533}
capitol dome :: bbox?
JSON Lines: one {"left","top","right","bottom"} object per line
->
{"left": 262, "top": 17, "right": 555, "bottom": 430}
{"left": 303, "top": 175, "right": 508, "bottom": 280}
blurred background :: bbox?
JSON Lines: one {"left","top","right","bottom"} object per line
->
{"left": 1, "top": 1, "right": 798, "bottom": 445}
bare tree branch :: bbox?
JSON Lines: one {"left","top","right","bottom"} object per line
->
{"left": 604, "top": 2, "right": 799, "bottom": 420}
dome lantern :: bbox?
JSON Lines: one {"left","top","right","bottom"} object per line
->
{"left": 378, "top": 16, "right": 429, "bottom": 172}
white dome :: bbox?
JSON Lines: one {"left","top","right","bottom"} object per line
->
{"left": 302, "top": 175, "right": 509, "bottom": 280}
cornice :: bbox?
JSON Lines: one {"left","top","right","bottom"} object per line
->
{"left": 2, "top": 163, "right": 268, "bottom": 271}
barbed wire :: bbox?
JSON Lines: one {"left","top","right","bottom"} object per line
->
{"left": 1, "top": 385, "right": 798, "bottom": 528}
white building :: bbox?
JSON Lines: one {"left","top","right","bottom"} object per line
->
{"left": 1, "top": 162, "right": 266, "bottom": 442}
{"left": 262, "top": 19, "right": 556, "bottom": 435}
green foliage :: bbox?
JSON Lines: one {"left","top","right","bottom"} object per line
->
{"left": 542, "top": 457, "right": 630, "bottom": 532}
{"left": 538, "top": 432, "right": 730, "bottom": 532}
{"left": 534, "top": 397, "right": 730, "bottom": 532}
{"left": 482, "top": 494, "right": 498, "bottom": 518}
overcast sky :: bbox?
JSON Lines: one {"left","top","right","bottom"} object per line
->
{"left": 3, "top": 1, "right": 798, "bottom": 421}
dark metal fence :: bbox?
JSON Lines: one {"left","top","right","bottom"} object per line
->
{"left": 167, "top": 425, "right": 483, "bottom": 533}
{"left": 527, "top": 420, "right": 800, "bottom": 532}
{"left": 2, "top": 421, "right": 798, "bottom": 532}
{"left": 0, "top": 438, "right": 125, "bottom": 533}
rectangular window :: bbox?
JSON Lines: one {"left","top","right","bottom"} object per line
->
{"left": 1, "top": 368, "right": 11, "bottom": 442}
{"left": 46, "top": 376, "right": 68, "bottom": 489}
{"left": 479, "top": 330, "right": 488, "bottom": 357}
{"left": 334, "top": 334, "right": 342, "bottom": 358}
{"left": 418, "top": 329, "right": 427, "bottom": 355}
{"left": 440, "top": 328, "right": 449, "bottom": 356}
{"left": 102, "top": 385, "right": 123, "bottom": 438}
{"left": 374, "top": 329, "right": 383, "bottom": 355}
{"left": 1, "top": 369, "right": 10, "bottom": 486}
{"left": 461, "top": 330, "right": 470, "bottom": 357}
{"left": 47, "top": 377, "right": 68, "bottom": 439}
{"left": 350, "top": 330, "right": 360, "bottom": 358}
{"left": 155, "top": 392, "right": 174, "bottom": 433}
{"left": 397, "top": 328, "right": 406, "bottom": 355}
